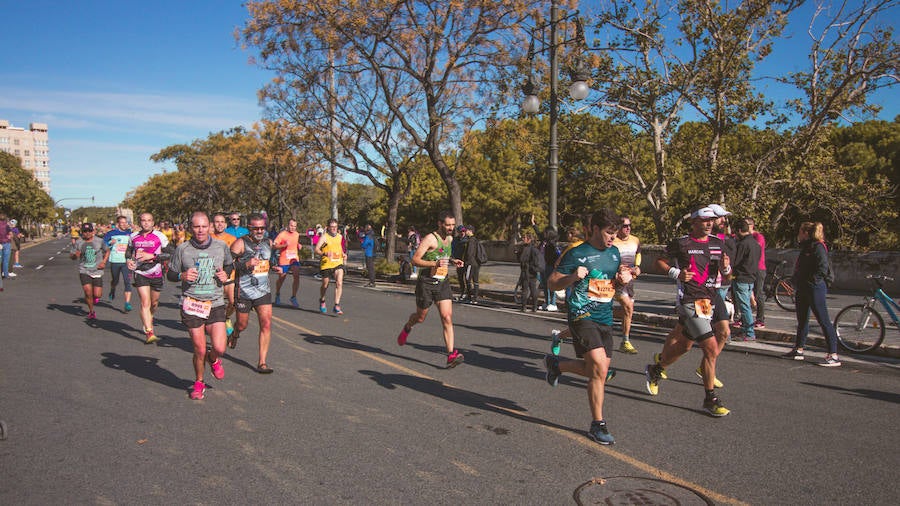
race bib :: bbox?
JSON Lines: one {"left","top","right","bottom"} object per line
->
{"left": 588, "top": 278, "right": 615, "bottom": 302}
{"left": 253, "top": 260, "right": 270, "bottom": 275}
{"left": 432, "top": 262, "right": 448, "bottom": 280}
{"left": 327, "top": 250, "right": 343, "bottom": 260}
{"left": 115, "top": 243, "right": 128, "bottom": 253}
{"left": 182, "top": 296, "right": 212, "bottom": 318}
{"left": 694, "top": 299, "right": 713, "bottom": 320}
{"left": 285, "top": 250, "right": 298, "bottom": 260}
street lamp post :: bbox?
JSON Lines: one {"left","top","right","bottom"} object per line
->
{"left": 522, "top": 0, "right": 589, "bottom": 232}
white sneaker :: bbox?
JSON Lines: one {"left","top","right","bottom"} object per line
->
{"left": 6, "top": 272, "right": 16, "bottom": 278}
{"left": 545, "top": 304, "right": 558, "bottom": 312}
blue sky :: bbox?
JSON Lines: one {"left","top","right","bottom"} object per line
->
{"left": 1, "top": 1, "right": 897, "bottom": 209}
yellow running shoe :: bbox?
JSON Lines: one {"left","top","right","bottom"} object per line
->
{"left": 653, "top": 353, "right": 668, "bottom": 380}
{"left": 696, "top": 367, "right": 724, "bottom": 388}
{"left": 618, "top": 340, "right": 638, "bottom": 354}
{"left": 703, "top": 396, "right": 731, "bottom": 417}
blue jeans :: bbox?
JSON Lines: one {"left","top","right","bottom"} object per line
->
{"left": 794, "top": 280, "right": 838, "bottom": 353}
{"left": 543, "top": 266, "right": 556, "bottom": 306}
{"left": 0, "top": 243, "right": 10, "bottom": 277}
{"left": 733, "top": 282, "right": 755, "bottom": 339}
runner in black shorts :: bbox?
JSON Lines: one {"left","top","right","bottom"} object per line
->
{"left": 230, "top": 214, "right": 276, "bottom": 374}
{"left": 70, "top": 223, "right": 109, "bottom": 321}
{"left": 645, "top": 206, "right": 732, "bottom": 417}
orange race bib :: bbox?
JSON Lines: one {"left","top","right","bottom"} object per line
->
{"left": 327, "top": 250, "right": 343, "bottom": 260}
{"left": 253, "top": 260, "right": 270, "bottom": 275}
{"left": 432, "top": 262, "right": 448, "bottom": 280}
{"left": 694, "top": 299, "right": 713, "bottom": 319}
{"left": 588, "top": 278, "right": 615, "bottom": 302}
{"left": 182, "top": 296, "right": 212, "bottom": 319}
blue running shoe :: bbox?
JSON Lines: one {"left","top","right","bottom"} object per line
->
{"left": 550, "top": 329, "right": 562, "bottom": 356}
{"left": 588, "top": 420, "right": 615, "bottom": 445}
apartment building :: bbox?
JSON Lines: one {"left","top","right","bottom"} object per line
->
{"left": 0, "top": 119, "right": 51, "bottom": 193}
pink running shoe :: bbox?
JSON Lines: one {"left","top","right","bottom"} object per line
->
{"left": 87, "top": 311, "right": 97, "bottom": 320}
{"left": 397, "top": 325, "right": 410, "bottom": 346}
{"left": 446, "top": 349, "right": 465, "bottom": 368}
{"left": 210, "top": 358, "right": 225, "bottom": 380}
{"left": 190, "top": 381, "right": 206, "bottom": 400}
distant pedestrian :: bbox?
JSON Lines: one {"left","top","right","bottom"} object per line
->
{"left": 517, "top": 232, "right": 544, "bottom": 312}
{"left": 540, "top": 227, "right": 561, "bottom": 312}
{"left": 461, "top": 226, "right": 482, "bottom": 303}
{"left": 0, "top": 213, "right": 12, "bottom": 279}
{"left": 747, "top": 218, "right": 767, "bottom": 328}
{"left": 10, "top": 219, "right": 24, "bottom": 269}
{"left": 361, "top": 224, "right": 377, "bottom": 287}
{"left": 731, "top": 218, "right": 761, "bottom": 341}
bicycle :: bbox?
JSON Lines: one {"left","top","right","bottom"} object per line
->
{"left": 833, "top": 274, "right": 898, "bottom": 353}
{"left": 762, "top": 260, "right": 796, "bottom": 312}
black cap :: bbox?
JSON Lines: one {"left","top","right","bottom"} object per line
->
{"left": 81, "top": 223, "right": 94, "bottom": 232}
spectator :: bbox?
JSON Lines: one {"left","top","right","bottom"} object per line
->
{"left": 462, "top": 226, "right": 482, "bottom": 304}
{"left": 731, "top": 218, "right": 761, "bottom": 341}
{"left": 362, "top": 224, "right": 377, "bottom": 287}
{"left": 10, "top": 219, "right": 25, "bottom": 268}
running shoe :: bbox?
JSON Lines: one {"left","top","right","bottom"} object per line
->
{"left": 781, "top": 349, "right": 804, "bottom": 360}
{"left": 6, "top": 272, "right": 16, "bottom": 278}
{"left": 703, "top": 396, "right": 731, "bottom": 417}
{"left": 754, "top": 321, "right": 765, "bottom": 329}
{"left": 290, "top": 296, "right": 299, "bottom": 308}
{"left": 606, "top": 368, "right": 616, "bottom": 382}
{"left": 274, "top": 294, "right": 281, "bottom": 305}
{"left": 209, "top": 358, "right": 225, "bottom": 380}
{"left": 588, "top": 420, "right": 615, "bottom": 445}
{"left": 819, "top": 355, "right": 842, "bottom": 367}
{"left": 319, "top": 300, "right": 327, "bottom": 314}
{"left": 333, "top": 304, "right": 343, "bottom": 315}
{"left": 87, "top": 311, "right": 97, "bottom": 320}
{"left": 446, "top": 349, "right": 464, "bottom": 368}
{"left": 190, "top": 381, "right": 206, "bottom": 400}
{"left": 645, "top": 364, "right": 663, "bottom": 396}
{"left": 695, "top": 367, "right": 724, "bottom": 388}
{"left": 544, "top": 354, "right": 561, "bottom": 387}
{"left": 124, "top": 302, "right": 133, "bottom": 312}
{"left": 109, "top": 289, "right": 115, "bottom": 301}
{"left": 225, "top": 319, "right": 234, "bottom": 336}
{"left": 545, "top": 304, "right": 558, "bottom": 312}
{"left": 397, "top": 325, "right": 411, "bottom": 346}
{"left": 144, "top": 330, "right": 160, "bottom": 345}
{"left": 550, "top": 329, "right": 562, "bottom": 356}
{"left": 13, "top": 263, "right": 23, "bottom": 268}
{"left": 652, "top": 352, "right": 668, "bottom": 380}
{"left": 730, "top": 320, "right": 742, "bottom": 329}
{"left": 618, "top": 340, "right": 638, "bottom": 354}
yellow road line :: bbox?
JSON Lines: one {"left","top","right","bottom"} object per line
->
{"left": 269, "top": 315, "right": 748, "bottom": 505}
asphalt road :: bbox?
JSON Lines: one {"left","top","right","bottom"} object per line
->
{"left": 1, "top": 238, "right": 898, "bottom": 504}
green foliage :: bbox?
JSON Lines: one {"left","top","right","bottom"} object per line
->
{"left": 0, "top": 151, "right": 54, "bottom": 222}
{"left": 69, "top": 206, "right": 119, "bottom": 226}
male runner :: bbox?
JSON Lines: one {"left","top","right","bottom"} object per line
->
{"left": 612, "top": 215, "right": 641, "bottom": 354}
{"left": 127, "top": 213, "right": 170, "bottom": 344}
{"left": 645, "top": 206, "right": 732, "bottom": 417}
{"left": 274, "top": 219, "right": 303, "bottom": 306}
{"left": 543, "top": 208, "right": 631, "bottom": 445}
{"left": 167, "top": 212, "right": 233, "bottom": 400}
{"left": 225, "top": 213, "right": 249, "bottom": 238}
{"left": 70, "top": 223, "right": 109, "bottom": 320}
{"left": 230, "top": 214, "right": 276, "bottom": 373}
{"left": 103, "top": 215, "right": 134, "bottom": 311}
{"left": 314, "top": 218, "right": 346, "bottom": 315}
{"left": 211, "top": 213, "right": 238, "bottom": 336}
{"left": 396, "top": 210, "right": 466, "bottom": 368}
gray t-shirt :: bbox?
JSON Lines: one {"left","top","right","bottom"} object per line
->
{"left": 74, "top": 236, "right": 108, "bottom": 277}
{"left": 170, "top": 238, "right": 233, "bottom": 308}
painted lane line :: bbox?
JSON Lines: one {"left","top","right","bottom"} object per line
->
{"left": 268, "top": 314, "right": 747, "bottom": 505}
{"left": 36, "top": 265, "right": 45, "bottom": 270}
{"left": 49, "top": 257, "right": 54, "bottom": 261}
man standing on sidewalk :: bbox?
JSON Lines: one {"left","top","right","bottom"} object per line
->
{"left": 396, "top": 210, "right": 466, "bottom": 368}
{"left": 361, "top": 224, "right": 377, "bottom": 287}
{"left": 747, "top": 217, "right": 767, "bottom": 329}
{"left": 732, "top": 218, "right": 761, "bottom": 341}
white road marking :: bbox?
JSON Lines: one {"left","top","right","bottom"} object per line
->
{"left": 49, "top": 256, "right": 54, "bottom": 261}
{"left": 36, "top": 265, "right": 44, "bottom": 270}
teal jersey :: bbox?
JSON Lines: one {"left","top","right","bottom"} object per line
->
{"left": 555, "top": 242, "right": 621, "bottom": 325}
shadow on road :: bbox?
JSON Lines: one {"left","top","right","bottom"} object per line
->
{"left": 304, "top": 333, "right": 443, "bottom": 370}
{"left": 799, "top": 381, "right": 900, "bottom": 404}
{"left": 100, "top": 352, "right": 191, "bottom": 391}
{"left": 47, "top": 303, "right": 86, "bottom": 317}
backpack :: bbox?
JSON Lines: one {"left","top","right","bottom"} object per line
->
{"left": 475, "top": 239, "right": 488, "bottom": 265}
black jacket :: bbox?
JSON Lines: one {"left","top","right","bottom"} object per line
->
{"left": 732, "top": 234, "right": 761, "bottom": 284}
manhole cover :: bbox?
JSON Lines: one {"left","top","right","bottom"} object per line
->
{"left": 575, "top": 476, "right": 714, "bottom": 505}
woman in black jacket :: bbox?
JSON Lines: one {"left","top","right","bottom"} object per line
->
{"left": 782, "top": 222, "right": 841, "bottom": 366}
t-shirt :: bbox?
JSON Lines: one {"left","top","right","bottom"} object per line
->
{"left": 74, "top": 236, "right": 108, "bottom": 278}
{"left": 170, "top": 238, "right": 233, "bottom": 307}
{"left": 555, "top": 242, "right": 621, "bottom": 326}
{"left": 103, "top": 228, "right": 132, "bottom": 264}
{"left": 130, "top": 230, "right": 169, "bottom": 279}
{"left": 235, "top": 236, "right": 274, "bottom": 300}
{"left": 225, "top": 225, "right": 250, "bottom": 238}
{"left": 274, "top": 230, "right": 301, "bottom": 265}
{"left": 318, "top": 232, "right": 346, "bottom": 270}
{"left": 612, "top": 235, "right": 641, "bottom": 268}
{"left": 752, "top": 231, "right": 766, "bottom": 271}
{"left": 666, "top": 234, "right": 727, "bottom": 305}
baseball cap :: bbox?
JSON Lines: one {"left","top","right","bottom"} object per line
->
{"left": 9, "top": 219, "right": 16, "bottom": 226}
{"left": 708, "top": 204, "right": 732, "bottom": 217}
{"left": 456, "top": 225, "right": 466, "bottom": 232}
{"left": 690, "top": 207, "right": 717, "bottom": 219}
{"left": 81, "top": 223, "right": 94, "bottom": 232}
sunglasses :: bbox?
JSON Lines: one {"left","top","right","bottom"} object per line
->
{"left": 621, "top": 224, "right": 632, "bottom": 228}
{"left": 250, "top": 226, "right": 266, "bottom": 231}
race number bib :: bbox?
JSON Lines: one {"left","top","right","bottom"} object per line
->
{"left": 327, "top": 250, "right": 343, "bottom": 260}
{"left": 285, "top": 250, "right": 298, "bottom": 260}
{"left": 588, "top": 278, "right": 615, "bottom": 302}
{"left": 432, "top": 259, "right": 448, "bottom": 280}
{"left": 694, "top": 299, "right": 713, "bottom": 320}
{"left": 115, "top": 243, "right": 128, "bottom": 253}
{"left": 253, "top": 260, "right": 270, "bottom": 275}
{"left": 182, "top": 296, "right": 212, "bottom": 319}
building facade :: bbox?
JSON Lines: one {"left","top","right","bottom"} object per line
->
{"left": 0, "top": 119, "right": 50, "bottom": 193}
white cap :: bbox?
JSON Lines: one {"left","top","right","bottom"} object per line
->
{"left": 691, "top": 207, "right": 717, "bottom": 219}
{"left": 708, "top": 204, "right": 732, "bottom": 217}
{"left": 9, "top": 219, "right": 17, "bottom": 226}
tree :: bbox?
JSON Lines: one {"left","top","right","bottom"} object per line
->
{"left": 0, "top": 151, "right": 54, "bottom": 225}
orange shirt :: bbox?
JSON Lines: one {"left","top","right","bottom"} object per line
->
{"left": 274, "top": 230, "right": 301, "bottom": 265}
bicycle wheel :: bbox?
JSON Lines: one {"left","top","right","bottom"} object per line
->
{"left": 834, "top": 304, "right": 885, "bottom": 353}
{"left": 774, "top": 279, "right": 796, "bottom": 312}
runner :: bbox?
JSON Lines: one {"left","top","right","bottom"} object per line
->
{"left": 167, "top": 212, "right": 234, "bottom": 400}
{"left": 543, "top": 208, "right": 631, "bottom": 445}
{"left": 273, "top": 219, "right": 303, "bottom": 306}
{"left": 396, "top": 210, "right": 466, "bottom": 368}
{"left": 103, "top": 215, "right": 134, "bottom": 312}
{"left": 314, "top": 218, "right": 346, "bottom": 315}
{"left": 225, "top": 213, "right": 249, "bottom": 238}
{"left": 612, "top": 215, "right": 641, "bottom": 354}
{"left": 211, "top": 213, "right": 238, "bottom": 337}
{"left": 229, "top": 213, "right": 276, "bottom": 373}
{"left": 645, "top": 206, "right": 732, "bottom": 417}
{"left": 127, "top": 213, "right": 170, "bottom": 344}
{"left": 69, "top": 223, "right": 80, "bottom": 250}
{"left": 70, "top": 223, "right": 109, "bottom": 320}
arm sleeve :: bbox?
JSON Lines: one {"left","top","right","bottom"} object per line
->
{"left": 815, "top": 242, "right": 830, "bottom": 279}
{"left": 166, "top": 246, "right": 182, "bottom": 282}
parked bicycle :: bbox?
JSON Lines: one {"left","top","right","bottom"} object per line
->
{"left": 833, "top": 274, "right": 898, "bottom": 353}
{"left": 762, "top": 260, "right": 796, "bottom": 312}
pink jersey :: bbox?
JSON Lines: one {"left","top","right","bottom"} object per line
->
{"left": 130, "top": 230, "right": 169, "bottom": 278}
